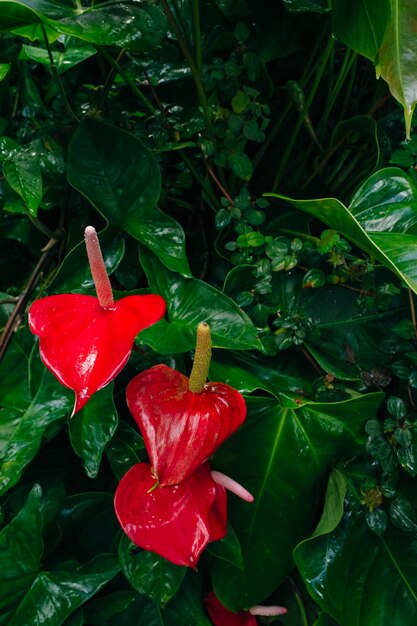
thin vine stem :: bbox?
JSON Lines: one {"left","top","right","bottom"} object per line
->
{"left": 95, "top": 46, "right": 156, "bottom": 114}
{"left": 41, "top": 24, "right": 80, "bottom": 123}
{"left": 272, "top": 37, "right": 333, "bottom": 192}
{"left": 160, "top": 0, "right": 212, "bottom": 132}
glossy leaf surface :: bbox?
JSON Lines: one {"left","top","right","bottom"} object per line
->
{"left": 8, "top": 555, "right": 119, "bottom": 626}
{"left": 210, "top": 393, "right": 383, "bottom": 610}
{"left": 67, "top": 120, "right": 189, "bottom": 275}
{"left": 333, "top": 0, "right": 390, "bottom": 61}
{"left": 294, "top": 506, "right": 417, "bottom": 625}
{"left": 126, "top": 364, "right": 246, "bottom": 486}
{"left": 28, "top": 293, "right": 166, "bottom": 413}
{"left": 268, "top": 168, "right": 417, "bottom": 294}
{"left": 0, "top": 369, "right": 72, "bottom": 496}
{"left": 119, "top": 536, "right": 186, "bottom": 606}
{"left": 69, "top": 383, "right": 118, "bottom": 478}
{"left": 138, "top": 248, "right": 261, "bottom": 352}
{"left": 378, "top": 0, "right": 417, "bottom": 138}
{"left": 114, "top": 462, "right": 227, "bottom": 568}
{"left": 0, "top": 485, "right": 44, "bottom": 624}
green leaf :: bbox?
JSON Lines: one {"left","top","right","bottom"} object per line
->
{"left": 229, "top": 152, "right": 253, "bottom": 181}
{"left": 119, "top": 535, "right": 187, "bottom": 606}
{"left": 82, "top": 591, "right": 137, "bottom": 625}
{"left": 267, "top": 168, "right": 417, "bottom": 294}
{"left": 206, "top": 524, "right": 244, "bottom": 570}
{"left": 48, "top": 3, "right": 168, "bottom": 52}
{"left": 210, "top": 392, "right": 383, "bottom": 609}
{"left": 294, "top": 507, "right": 417, "bottom": 625}
{"left": 283, "top": 0, "right": 329, "bottom": 13}
{"left": 312, "top": 470, "right": 347, "bottom": 538}
{"left": 0, "top": 63, "right": 11, "bottom": 80}
{"left": 8, "top": 555, "right": 119, "bottom": 626}
{"left": 138, "top": 248, "right": 261, "bottom": 353}
{"left": 0, "top": 369, "right": 72, "bottom": 496}
{"left": 67, "top": 120, "right": 190, "bottom": 275}
{"left": 69, "top": 383, "right": 118, "bottom": 479}
{"left": 3, "top": 148, "right": 42, "bottom": 215}
{"left": 20, "top": 42, "right": 96, "bottom": 73}
{"left": 0, "top": 485, "right": 44, "bottom": 625}
{"left": 378, "top": 0, "right": 417, "bottom": 138}
{"left": 333, "top": 0, "right": 390, "bottom": 61}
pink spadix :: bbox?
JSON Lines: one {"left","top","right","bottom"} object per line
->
{"left": 211, "top": 470, "right": 254, "bottom": 503}
{"left": 29, "top": 226, "right": 166, "bottom": 414}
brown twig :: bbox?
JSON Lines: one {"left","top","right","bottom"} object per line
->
{"left": 204, "top": 160, "right": 234, "bottom": 205}
{"left": 0, "top": 237, "right": 59, "bottom": 364}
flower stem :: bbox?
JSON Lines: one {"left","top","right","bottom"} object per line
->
{"left": 188, "top": 322, "right": 212, "bottom": 393}
{"left": 84, "top": 226, "right": 114, "bottom": 308}
{"left": 211, "top": 471, "right": 254, "bottom": 503}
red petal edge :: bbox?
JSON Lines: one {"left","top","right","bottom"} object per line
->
{"left": 205, "top": 592, "right": 258, "bottom": 626}
{"left": 126, "top": 364, "right": 246, "bottom": 485}
{"left": 29, "top": 293, "right": 166, "bottom": 414}
{"left": 114, "top": 462, "right": 227, "bottom": 568}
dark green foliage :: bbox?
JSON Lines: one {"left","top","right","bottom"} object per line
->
{"left": 2, "top": 0, "right": 417, "bottom": 624}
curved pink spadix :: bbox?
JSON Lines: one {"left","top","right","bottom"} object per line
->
{"left": 114, "top": 462, "right": 227, "bottom": 568}
{"left": 211, "top": 471, "right": 254, "bottom": 503}
{"left": 249, "top": 605, "right": 287, "bottom": 616}
{"left": 29, "top": 294, "right": 165, "bottom": 414}
{"left": 126, "top": 364, "right": 246, "bottom": 486}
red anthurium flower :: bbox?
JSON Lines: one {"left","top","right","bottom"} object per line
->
{"left": 126, "top": 323, "right": 246, "bottom": 486}
{"left": 205, "top": 592, "right": 287, "bottom": 626}
{"left": 114, "top": 462, "right": 227, "bottom": 568}
{"left": 28, "top": 227, "right": 165, "bottom": 414}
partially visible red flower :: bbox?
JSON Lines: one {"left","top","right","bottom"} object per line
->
{"left": 114, "top": 462, "right": 227, "bottom": 568}
{"left": 205, "top": 593, "right": 257, "bottom": 626}
{"left": 205, "top": 592, "right": 287, "bottom": 626}
{"left": 28, "top": 227, "right": 165, "bottom": 414}
{"left": 126, "top": 363, "right": 246, "bottom": 486}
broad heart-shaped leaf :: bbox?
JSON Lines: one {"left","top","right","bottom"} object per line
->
{"left": 8, "top": 554, "right": 119, "bottom": 626}
{"left": 118, "top": 535, "right": 186, "bottom": 606}
{"left": 209, "top": 392, "right": 383, "bottom": 610}
{"left": 3, "top": 150, "right": 42, "bottom": 215}
{"left": 378, "top": 0, "right": 417, "bottom": 138}
{"left": 333, "top": 0, "right": 390, "bottom": 61}
{"left": 138, "top": 248, "right": 261, "bottom": 353}
{"left": 0, "top": 485, "right": 44, "bottom": 625}
{"left": 28, "top": 293, "right": 166, "bottom": 414}
{"left": 0, "top": 369, "right": 72, "bottom": 497}
{"left": 126, "top": 364, "right": 246, "bottom": 486}
{"left": 69, "top": 383, "right": 118, "bottom": 479}
{"left": 267, "top": 168, "right": 417, "bottom": 294}
{"left": 114, "top": 462, "right": 227, "bottom": 568}
{"left": 294, "top": 506, "right": 417, "bottom": 625}
{"left": 67, "top": 120, "right": 190, "bottom": 275}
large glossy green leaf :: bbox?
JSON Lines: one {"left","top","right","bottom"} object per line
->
{"left": 294, "top": 507, "right": 417, "bottom": 625}
{"left": 20, "top": 42, "right": 96, "bottom": 73}
{"left": 268, "top": 168, "right": 417, "bottom": 294}
{"left": 2, "top": 147, "right": 42, "bottom": 215}
{"left": 333, "top": 0, "right": 390, "bottom": 61}
{"left": 67, "top": 120, "right": 190, "bottom": 275}
{"left": 8, "top": 554, "right": 119, "bottom": 626}
{"left": 0, "top": 0, "right": 70, "bottom": 28}
{"left": 378, "top": 0, "right": 417, "bottom": 138}
{"left": 0, "top": 485, "right": 44, "bottom": 625}
{"left": 69, "top": 383, "right": 118, "bottom": 479}
{"left": 119, "top": 536, "right": 186, "bottom": 606}
{"left": 0, "top": 369, "right": 72, "bottom": 496}
{"left": 48, "top": 3, "right": 168, "bottom": 52}
{"left": 138, "top": 248, "right": 261, "bottom": 353}
{"left": 210, "top": 392, "right": 383, "bottom": 610}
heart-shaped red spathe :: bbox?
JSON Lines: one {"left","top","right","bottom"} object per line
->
{"left": 126, "top": 364, "right": 246, "bottom": 486}
{"left": 205, "top": 592, "right": 257, "bottom": 626}
{"left": 114, "top": 462, "right": 227, "bottom": 568}
{"left": 29, "top": 293, "right": 166, "bottom": 414}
